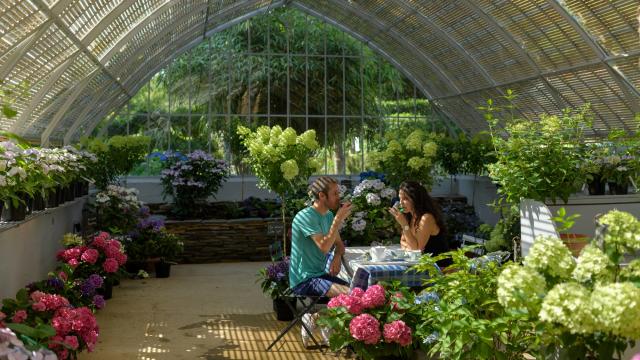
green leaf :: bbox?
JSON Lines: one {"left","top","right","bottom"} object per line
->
{"left": 2, "top": 104, "right": 17, "bottom": 119}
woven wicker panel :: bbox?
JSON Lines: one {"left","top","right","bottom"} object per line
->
{"left": 475, "top": 0, "right": 597, "bottom": 72}
{"left": 56, "top": 0, "right": 123, "bottom": 39}
{"left": 611, "top": 56, "right": 640, "bottom": 93}
{"left": 88, "top": 0, "right": 165, "bottom": 58}
{"left": 15, "top": 52, "right": 95, "bottom": 135}
{"left": 563, "top": 0, "right": 639, "bottom": 56}
{"left": 0, "top": 1, "right": 48, "bottom": 57}
{"left": 545, "top": 64, "right": 636, "bottom": 133}
{"left": 434, "top": 97, "right": 487, "bottom": 133}
{"left": 415, "top": 1, "right": 537, "bottom": 84}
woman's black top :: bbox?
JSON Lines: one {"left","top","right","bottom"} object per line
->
{"left": 422, "top": 231, "right": 452, "bottom": 268}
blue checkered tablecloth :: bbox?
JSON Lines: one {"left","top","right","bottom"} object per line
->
{"left": 326, "top": 246, "right": 436, "bottom": 290}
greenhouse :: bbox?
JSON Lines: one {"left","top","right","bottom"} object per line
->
{"left": 0, "top": 0, "right": 639, "bottom": 359}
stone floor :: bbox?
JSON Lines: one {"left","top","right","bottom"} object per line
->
{"left": 79, "top": 262, "right": 342, "bottom": 360}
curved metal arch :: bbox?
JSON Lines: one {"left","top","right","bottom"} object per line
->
{"left": 293, "top": 1, "right": 458, "bottom": 95}
{"left": 79, "top": 1, "right": 137, "bottom": 46}
{"left": 41, "top": 72, "right": 97, "bottom": 146}
{"left": 116, "top": 1, "right": 269, "bottom": 86}
{"left": 9, "top": 52, "right": 78, "bottom": 133}
{"left": 545, "top": 0, "right": 640, "bottom": 113}
{"left": 387, "top": 0, "right": 496, "bottom": 87}
{"left": 63, "top": 2, "right": 283, "bottom": 143}
{"left": 97, "top": 0, "right": 214, "bottom": 66}
{"left": 62, "top": 93, "right": 102, "bottom": 144}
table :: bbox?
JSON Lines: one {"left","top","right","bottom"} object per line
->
{"left": 328, "top": 246, "right": 437, "bottom": 290}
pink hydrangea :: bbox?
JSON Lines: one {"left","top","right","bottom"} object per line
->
{"left": 350, "top": 287, "right": 365, "bottom": 298}
{"left": 32, "top": 302, "right": 46, "bottom": 312}
{"left": 349, "top": 313, "right": 381, "bottom": 344}
{"left": 58, "top": 247, "right": 82, "bottom": 262}
{"left": 41, "top": 293, "right": 70, "bottom": 311}
{"left": 362, "top": 284, "right": 386, "bottom": 309}
{"left": 95, "top": 231, "right": 110, "bottom": 243}
{"left": 30, "top": 290, "right": 45, "bottom": 302}
{"left": 327, "top": 293, "right": 363, "bottom": 314}
{"left": 104, "top": 244, "right": 121, "bottom": 258}
{"left": 12, "top": 310, "right": 27, "bottom": 323}
{"left": 68, "top": 259, "right": 79, "bottom": 268}
{"left": 102, "top": 258, "right": 119, "bottom": 273}
{"left": 383, "top": 320, "right": 412, "bottom": 346}
{"left": 390, "top": 291, "right": 405, "bottom": 311}
{"left": 81, "top": 249, "right": 99, "bottom": 264}
{"left": 115, "top": 252, "right": 127, "bottom": 266}
{"left": 64, "top": 335, "right": 79, "bottom": 350}
{"left": 58, "top": 271, "right": 68, "bottom": 281}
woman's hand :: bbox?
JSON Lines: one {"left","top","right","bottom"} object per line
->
{"left": 388, "top": 206, "right": 408, "bottom": 227}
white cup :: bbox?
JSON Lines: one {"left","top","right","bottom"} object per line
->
{"left": 407, "top": 250, "right": 421, "bottom": 261}
{"left": 370, "top": 246, "right": 386, "bottom": 261}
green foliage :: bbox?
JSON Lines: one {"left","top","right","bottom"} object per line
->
{"left": 485, "top": 205, "right": 520, "bottom": 253}
{"left": 80, "top": 135, "right": 150, "bottom": 189}
{"left": 368, "top": 128, "right": 441, "bottom": 188}
{"left": 552, "top": 207, "right": 580, "bottom": 233}
{"left": 412, "top": 248, "right": 533, "bottom": 359}
{"left": 482, "top": 91, "right": 592, "bottom": 204}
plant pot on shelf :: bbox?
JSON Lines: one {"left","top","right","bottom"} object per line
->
{"left": 608, "top": 182, "right": 629, "bottom": 195}
{"left": 273, "top": 297, "right": 297, "bottom": 321}
{"left": 25, "top": 196, "right": 33, "bottom": 215}
{"left": 560, "top": 233, "right": 589, "bottom": 257}
{"left": 154, "top": 260, "right": 172, "bottom": 278}
{"left": 587, "top": 175, "right": 606, "bottom": 195}
{"left": 125, "top": 260, "right": 147, "bottom": 275}
{"left": 32, "top": 192, "right": 46, "bottom": 211}
{"left": 7, "top": 196, "right": 28, "bottom": 222}
{"left": 46, "top": 188, "right": 58, "bottom": 208}
{"left": 64, "top": 185, "right": 74, "bottom": 201}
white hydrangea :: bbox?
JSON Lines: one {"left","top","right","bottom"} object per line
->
{"left": 497, "top": 263, "right": 546, "bottom": 311}
{"left": 539, "top": 282, "right": 594, "bottom": 334}
{"left": 590, "top": 282, "right": 640, "bottom": 339}
{"left": 352, "top": 218, "right": 366, "bottom": 232}
{"left": 572, "top": 244, "right": 614, "bottom": 283}
{"left": 354, "top": 211, "right": 367, "bottom": 219}
{"left": 598, "top": 210, "right": 640, "bottom": 251}
{"left": 365, "top": 193, "right": 381, "bottom": 206}
{"left": 524, "top": 235, "right": 575, "bottom": 279}
{"left": 380, "top": 187, "right": 396, "bottom": 199}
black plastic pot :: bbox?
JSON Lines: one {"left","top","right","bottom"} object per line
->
{"left": 155, "top": 261, "right": 172, "bottom": 278}
{"left": 7, "top": 195, "right": 28, "bottom": 221}
{"left": 97, "top": 280, "right": 113, "bottom": 300}
{"left": 32, "top": 192, "right": 46, "bottom": 211}
{"left": 608, "top": 182, "right": 629, "bottom": 195}
{"left": 587, "top": 176, "right": 606, "bottom": 195}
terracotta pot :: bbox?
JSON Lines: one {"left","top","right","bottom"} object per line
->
{"left": 560, "top": 233, "right": 589, "bottom": 257}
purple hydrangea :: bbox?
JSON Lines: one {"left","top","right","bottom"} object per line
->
{"left": 266, "top": 257, "right": 290, "bottom": 281}
{"left": 93, "top": 295, "right": 106, "bottom": 309}
{"left": 47, "top": 277, "right": 64, "bottom": 290}
{"left": 88, "top": 274, "right": 104, "bottom": 288}
{"left": 80, "top": 280, "right": 96, "bottom": 296}
{"left": 137, "top": 218, "right": 164, "bottom": 232}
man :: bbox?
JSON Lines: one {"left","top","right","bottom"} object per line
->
{"left": 289, "top": 176, "right": 352, "bottom": 347}
{"left": 290, "top": 176, "right": 352, "bottom": 297}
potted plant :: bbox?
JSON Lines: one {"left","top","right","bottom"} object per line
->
{"left": 94, "top": 185, "right": 141, "bottom": 234}
{"left": 160, "top": 150, "right": 229, "bottom": 218}
{"left": 152, "top": 230, "right": 183, "bottom": 278}
{"left": 496, "top": 209, "right": 640, "bottom": 359}
{"left": 317, "top": 283, "right": 418, "bottom": 359}
{"left": 256, "top": 257, "right": 295, "bottom": 321}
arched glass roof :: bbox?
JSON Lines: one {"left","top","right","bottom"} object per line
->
{"left": 0, "top": 0, "right": 638, "bottom": 145}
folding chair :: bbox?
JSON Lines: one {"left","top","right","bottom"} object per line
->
{"left": 266, "top": 288, "right": 329, "bottom": 352}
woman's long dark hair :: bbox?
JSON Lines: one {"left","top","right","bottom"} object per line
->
{"left": 400, "top": 181, "right": 447, "bottom": 236}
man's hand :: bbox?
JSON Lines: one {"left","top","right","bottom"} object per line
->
{"left": 329, "top": 254, "right": 342, "bottom": 276}
{"left": 335, "top": 201, "right": 353, "bottom": 223}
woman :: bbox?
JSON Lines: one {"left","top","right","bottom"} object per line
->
{"left": 388, "top": 181, "right": 450, "bottom": 265}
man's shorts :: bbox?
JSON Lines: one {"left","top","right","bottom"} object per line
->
{"left": 292, "top": 274, "right": 349, "bottom": 297}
